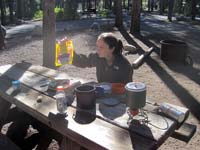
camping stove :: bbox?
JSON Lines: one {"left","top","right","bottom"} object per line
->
{"left": 127, "top": 108, "right": 148, "bottom": 125}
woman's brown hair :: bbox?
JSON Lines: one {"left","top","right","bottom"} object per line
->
{"left": 98, "top": 32, "right": 123, "bottom": 56}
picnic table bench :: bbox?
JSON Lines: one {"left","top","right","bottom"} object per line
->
{"left": 0, "top": 62, "right": 191, "bottom": 150}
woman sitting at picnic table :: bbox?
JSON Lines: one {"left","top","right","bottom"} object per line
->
{"left": 72, "top": 32, "right": 133, "bottom": 84}
{"left": 2, "top": 32, "right": 133, "bottom": 150}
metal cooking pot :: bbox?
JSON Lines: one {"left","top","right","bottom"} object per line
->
{"left": 125, "top": 82, "right": 146, "bottom": 109}
{"left": 75, "top": 85, "right": 96, "bottom": 109}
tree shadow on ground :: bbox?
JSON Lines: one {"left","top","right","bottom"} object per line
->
{"left": 1, "top": 36, "right": 42, "bottom": 54}
{"left": 1, "top": 29, "right": 99, "bottom": 54}
{"left": 119, "top": 27, "right": 200, "bottom": 121}
{"left": 125, "top": 20, "right": 200, "bottom": 85}
{"left": 141, "top": 15, "right": 200, "bottom": 66}
{"left": 139, "top": 22, "right": 200, "bottom": 85}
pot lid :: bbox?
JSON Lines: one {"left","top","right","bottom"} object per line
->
{"left": 125, "top": 82, "right": 146, "bottom": 92}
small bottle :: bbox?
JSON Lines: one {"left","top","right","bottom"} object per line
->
{"left": 12, "top": 80, "right": 20, "bottom": 91}
{"left": 56, "top": 86, "right": 67, "bottom": 114}
{"left": 159, "top": 103, "right": 185, "bottom": 123}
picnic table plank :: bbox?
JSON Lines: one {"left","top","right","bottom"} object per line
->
{"left": 0, "top": 63, "right": 57, "bottom": 79}
{"left": 0, "top": 63, "right": 84, "bottom": 95}
{"left": 0, "top": 62, "right": 85, "bottom": 83}
{"left": 0, "top": 69, "right": 156, "bottom": 150}
{"left": 15, "top": 62, "right": 60, "bottom": 77}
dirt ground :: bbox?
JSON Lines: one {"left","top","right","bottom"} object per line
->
{"left": 1, "top": 17, "right": 200, "bottom": 149}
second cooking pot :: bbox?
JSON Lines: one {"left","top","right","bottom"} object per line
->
{"left": 125, "top": 82, "right": 146, "bottom": 109}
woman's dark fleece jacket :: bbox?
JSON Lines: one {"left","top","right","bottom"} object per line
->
{"left": 73, "top": 53, "right": 133, "bottom": 84}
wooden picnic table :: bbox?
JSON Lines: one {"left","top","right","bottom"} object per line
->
{"left": 0, "top": 62, "right": 189, "bottom": 150}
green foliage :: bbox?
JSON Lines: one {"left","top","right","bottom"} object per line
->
{"left": 98, "top": 9, "right": 109, "bottom": 18}
{"left": 55, "top": 7, "right": 64, "bottom": 21}
{"left": 33, "top": 10, "right": 43, "bottom": 19}
{"left": 32, "top": 5, "right": 78, "bottom": 21}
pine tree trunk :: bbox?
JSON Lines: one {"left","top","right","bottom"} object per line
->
{"left": 114, "top": 0, "right": 116, "bottom": 14}
{"left": 40, "top": 0, "right": 43, "bottom": 10}
{"left": 8, "top": 0, "right": 15, "bottom": 23}
{"left": 0, "top": 24, "right": 5, "bottom": 49}
{"left": 105, "top": 0, "right": 110, "bottom": 9}
{"left": 82, "top": 0, "right": 86, "bottom": 12}
{"left": 17, "top": 0, "right": 23, "bottom": 19}
{"left": 102, "top": 0, "right": 105, "bottom": 8}
{"left": 88, "top": 0, "right": 92, "bottom": 9}
{"left": 159, "top": 0, "right": 164, "bottom": 15}
{"left": 43, "top": 0, "right": 56, "bottom": 69}
{"left": 115, "top": 0, "right": 123, "bottom": 28}
{"left": 123, "top": 0, "right": 125, "bottom": 8}
{"left": 94, "top": 0, "right": 97, "bottom": 10}
{"left": 191, "top": 0, "right": 196, "bottom": 20}
{"left": 109, "top": 0, "right": 112, "bottom": 10}
{"left": 30, "top": 0, "right": 36, "bottom": 17}
{"left": 178, "top": 0, "right": 183, "bottom": 14}
{"left": 127, "top": 0, "right": 130, "bottom": 12}
{"left": 168, "top": 0, "right": 174, "bottom": 22}
{"left": 0, "top": 0, "right": 6, "bottom": 25}
{"left": 130, "top": 0, "right": 141, "bottom": 34}
{"left": 148, "top": 0, "right": 151, "bottom": 12}
{"left": 64, "top": 0, "right": 78, "bottom": 20}
{"left": 151, "top": 0, "right": 154, "bottom": 11}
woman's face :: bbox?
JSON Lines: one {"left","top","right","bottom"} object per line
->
{"left": 96, "top": 39, "right": 114, "bottom": 58}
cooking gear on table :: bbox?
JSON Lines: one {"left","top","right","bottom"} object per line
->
{"left": 75, "top": 85, "right": 96, "bottom": 109}
{"left": 125, "top": 82, "right": 146, "bottom": 109}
